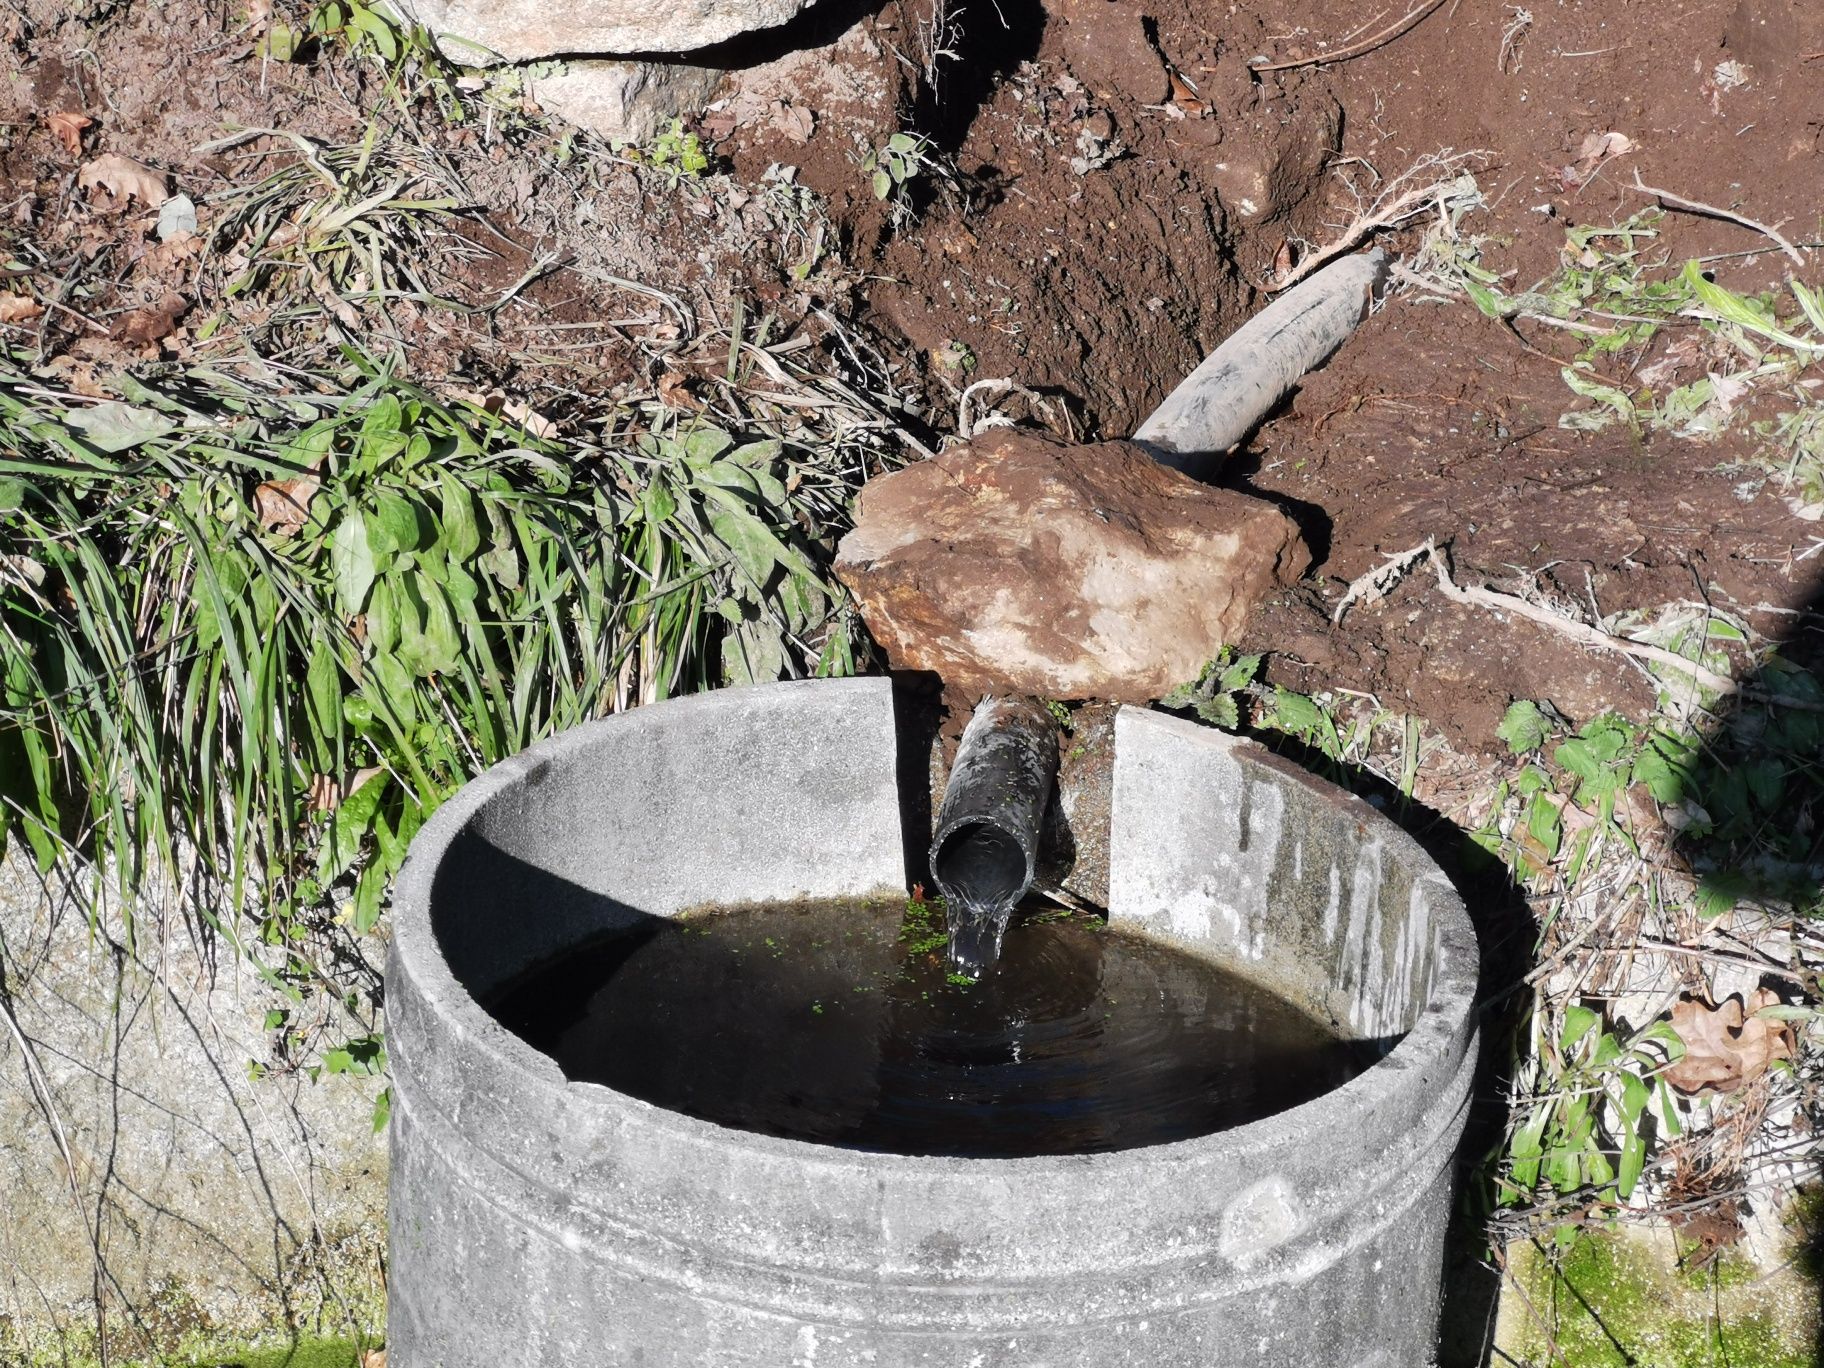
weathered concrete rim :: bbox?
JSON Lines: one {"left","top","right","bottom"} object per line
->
{"left": 393, "top": 682, "right": 1476, "bottom": 1171}
{"left": 386, "top": 1040, "right": 1474, "bottom": 1327}
{"left": 389, "top": 680, "right": 1480, "bottom": 1313}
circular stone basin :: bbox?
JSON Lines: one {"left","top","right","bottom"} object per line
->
{"left": 387, "top": 679, "right": 1479, "bottom": 1368}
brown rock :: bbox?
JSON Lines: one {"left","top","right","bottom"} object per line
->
{"left": 834, "top": 430, "right": 1309, "bottom": 701}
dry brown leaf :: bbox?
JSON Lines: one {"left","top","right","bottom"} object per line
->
{"left": 657, "top": 368, "right": 700, "bottom": 410}
{"left": 253, "top": 473, "right": 322, "bottom": 536}
{"left": 502, "top": 399, "right": 558, "bottom": 439}
{"left": 309, "top": 766, "right": 382, "bottom": 815}
{"left": 770, "top": 102, "right": 814, "bottom": 144}
{"left": 1561, "top": 130, "right": 1636, "bottom": 188}
{"left": 359, "top": 1348, "right": 386, "bottom": 1368}
{"left": 48, "top": 111, "right": 93, "bottom": 159}
{"left": 1167, "top": 68, "right": 1208, "bottom": 117}
{"left": 244, "top": 0, "right": 274, "bottom": 31}
{"left": 78, "top": 153, "right": 170, "bottom": 209}
{"left": 114, "top": 291, "right": 188, "bottom": 346}
{"left": 0, "top": 293, "right": 44, "bottom": 324}
{"left": 1662, "top": 988, "right": 1795, "bottom": 1096}
{"left": 700, "top": 107, "right": 739, "bottom": 142}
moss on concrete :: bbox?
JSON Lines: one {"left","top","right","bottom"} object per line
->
{"left": 1497, "top": 1226, "right": 1818, "bottom": 1366}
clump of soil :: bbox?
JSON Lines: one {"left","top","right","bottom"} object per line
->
{"left": 8, "top": 0, "right": 1824, "bottom": 744}
{"left": 719, "top": 0, "right": 1345, "bottom": 437}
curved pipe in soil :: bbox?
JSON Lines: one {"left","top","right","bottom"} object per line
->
{"left": 1133, "top": 249, "right": 1390, "bottom": 477}
{"left": 929, "top": 696, "right": 1059, "bottom": 977}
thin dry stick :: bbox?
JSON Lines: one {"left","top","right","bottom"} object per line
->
{"left": 1251, "top": 0, "right": 1450, "bottom": 73}
{"left": 1630, "top": 172, "right": 1805, "bottom": 267}
{"left": 1267, "top": 161, "right": 1482, "bottom": 292}
{"left": 1335, "top": 539, "right": 1824, "bottom": 713}
{"left": 1596, "top": 941, "right": 1812, "bottom": 984}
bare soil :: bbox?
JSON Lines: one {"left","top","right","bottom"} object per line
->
{"left": 5, "top": 0, "right": 1823, "bottom": 751}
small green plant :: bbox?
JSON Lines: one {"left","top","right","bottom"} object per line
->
{"left": 898, "top": 885, "right": 947, "bottom": 957}
{"left": 626, "top": 118, "right": 710, "bottom": 185}
{"left": 1503, "top": 1002, "right": 1685, "bottom": 1213}
{"left": 862, "top": 131, "right": 937, "bottom": 200}
{"left": 1421, "top": 209, "right": 1824, "bottom": 506}
{"left": 1159, "top": 646, "right": 1262, "bottom": 730}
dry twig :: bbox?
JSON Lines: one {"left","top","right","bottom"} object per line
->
{"left": 1629, "top": 172, "right": 1805, "bottom": 267}
{"left": 1267, "top": 154, "right": 1482, "bottom": 292}
{"left": 1332, "top": 538, "right": 1824, "bottom": 713}
{"left": 1250, "top": 0, "right": 1451, "bottom": 73}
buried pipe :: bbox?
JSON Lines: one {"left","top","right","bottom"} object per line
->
{"left": 929, "top": 696, "right": 1058, "bottom": 976}
{"left": 1133, "top": 248, "right": 1390, "bottom": 477}
{"left": 924, "top": 252, "right": 1388, "bottom": 974}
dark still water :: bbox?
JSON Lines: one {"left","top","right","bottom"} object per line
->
{"left": 485, "top": 898, "right": 1371, "bottom": 1158}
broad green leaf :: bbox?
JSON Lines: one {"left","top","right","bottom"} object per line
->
{"left": 370, "top": 490, "right": 423, "bottom": 555}
{"left": 1554, "top": 738, "right": 1602, "bottom": 784}
{"left": 318, "top": 768, "right": 390, "bottom": 884}
{"left": 1497, "top": 699, "right": 1549, "bottom": 755}
{"left": 64, "top": 402, "right": 178, "bottom": 452}
{"left": 1218, "top": 653, "right": 1263, "bottom": 693}
{"left": 1271, "top": 688, "right": 1325, "bottom": 735}
{"left": 1194, "top": 694, "right": 1240, "bottom": 729}
{"left": 398, "top": 579, "right": 460, "bottom": 678}
{"left": 1560, "top": 1003, "right": 1600, "bottom": 1053}
{"left": 721, "top": 619, "right": 786, "bottom": 685}
{"left": 438, "top": 475, "right": 481, "bottom": 563}
{"left": 705, "top": 500, "right": 789, "bottom": 587}
{"left": 330, "top": 513, "right": 376, "bottom": 613}
{"left": 305, "top": 637, "right": 343, "bottom": 743}
{"left": 683, "top": 426, "right": 735, "bottom": 465}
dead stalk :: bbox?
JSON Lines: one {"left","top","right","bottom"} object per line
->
{"left": 1334, "top": 538, "right": 1824, "bottom": 713}
{"left": 1268, "top": 155, "right": 1481, "bottom": 292}
{"left": 1629, "top": 172, "right": 1806, "bottom": 267}
{"left": 1250, "top": 0, "right": 1451, "bottom": 73}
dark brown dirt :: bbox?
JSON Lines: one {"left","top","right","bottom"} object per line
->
{"left": 7, "top": 0, "right": 1824, "bottom": 753}
{"left": 1222, "top": 0, "right": 1824, "bottom": 746}
{"left": 710, "top": 0, "right": 1824, "bottom": 748}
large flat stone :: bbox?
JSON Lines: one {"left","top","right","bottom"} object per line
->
{"left": 395, "top": 0, "right": 812, "bottom": 61}
{"left": 833, "top": 429, "right": 1310, "bottom": 701}
{"left": 529, "top": 59, "right": 724, "bottom": 143}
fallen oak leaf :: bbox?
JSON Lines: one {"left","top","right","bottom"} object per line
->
{"left": 0, "top": 293, "right": 45, "bottom": 324}
{"left": 1662, "top": 988, "right": 1795, "bottom": 1096}
{"left": 78, "top": 153, "right": 170, "bottom": 209}
{"left": 48, "top": 111, "right": 93, "bottom": 159}
{"left": 113, "top": 291, "right": 189, "bottom": 346}
{"left": 253, "top": 472, "right": 322, "bottom": 536}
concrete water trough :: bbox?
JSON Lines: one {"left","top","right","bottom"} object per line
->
{"left": 386, "top": 677, "right": 1478, "bottom": 1366}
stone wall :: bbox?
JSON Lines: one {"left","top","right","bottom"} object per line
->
{"left": 0, "top": 853, "right": 387, "bottom": 1364}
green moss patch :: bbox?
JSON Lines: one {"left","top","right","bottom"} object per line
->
{"left": 1498, "top": 1227, "right": 1818, "bottom": 1366}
